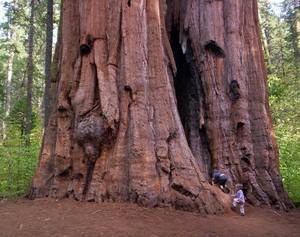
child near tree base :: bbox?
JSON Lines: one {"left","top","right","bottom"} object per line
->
{"left": 232, "top": 184, "right": 246, "bottom": 216}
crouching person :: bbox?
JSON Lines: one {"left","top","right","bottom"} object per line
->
{"left": 212, "top": 170, "right": 230, "bottom": 193}
{"left": 232, "top": 184, "right": 246, "bottom": 216}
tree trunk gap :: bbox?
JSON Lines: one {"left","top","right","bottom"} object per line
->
{"left": 29, "top": 0, "right": 293, "bottom": 214}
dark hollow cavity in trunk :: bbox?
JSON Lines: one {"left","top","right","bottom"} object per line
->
{"left": 170, "top": 28, "right": 212, "bottom": 179}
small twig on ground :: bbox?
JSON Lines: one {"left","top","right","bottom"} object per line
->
{"left": 271, "top": 210, "right": 282, "bottom": 217}
{"left": 90, "top": 209, "right": 102, "bottom": 215}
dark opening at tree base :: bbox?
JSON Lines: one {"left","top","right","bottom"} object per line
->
{"left": 170, "top": 28, "right": 212, "bottom": 179}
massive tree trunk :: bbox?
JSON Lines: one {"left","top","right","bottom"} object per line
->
{"left": 30, "top": 0, "right": 293, "bottom": 214}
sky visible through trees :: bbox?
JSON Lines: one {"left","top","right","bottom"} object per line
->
{"left": 270, "top": 0, "right": 285, "bottom": 15}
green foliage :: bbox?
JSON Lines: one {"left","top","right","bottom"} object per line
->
{"left": 260, "top": 0, "right": 300, "bottom": 203}
{"left": 278, "top": 132, "right": 300, "bottom": 202}
{"left": 268, "top": 74, "right": 300, "bottom": 202}
{"left": 0, "top": 117, "right": 42, "bottom": 198}
{"left": 0, "top": 141, "right": 40, "bottom": 197}
{"left": 0, "top": 0, "right": 60, "bottom": 198}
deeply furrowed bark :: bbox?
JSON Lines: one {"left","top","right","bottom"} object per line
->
{"left": 30, "top": 0, "right": 293, "bottom": 213}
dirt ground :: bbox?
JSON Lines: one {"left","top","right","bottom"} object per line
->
{"left": 0, "top": 198, "right": 299, "bottom": 237}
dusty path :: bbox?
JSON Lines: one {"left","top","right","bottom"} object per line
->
{"left": 0, "top": 198, "right": 299, "bottom": 237}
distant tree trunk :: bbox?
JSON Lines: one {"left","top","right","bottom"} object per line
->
{"left": 294, "top": 0, "right": 300, "bottom": 75}
{"left": 3, "top": 49, "right": 14, "bottom": 139}
{"left": 5, "top": 51, "right": 14, "bottom": 120}
{"left": 25, "top": 0, "right": 35, "bottom": 145}
{"left": 43, "top": 0, "right": 54, "bottom": 127}
{"left": 258, "top": 1, "right": 272, "bottom": 70}
{"left": 2, "top": 1, "right": 16, "bottom": 140}
{"left": 30, "top": 0, "right": 293, "bottom": 213}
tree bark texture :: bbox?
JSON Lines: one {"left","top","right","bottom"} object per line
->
{"left": 30, "top": 0, "right": 293, "bottom": 213}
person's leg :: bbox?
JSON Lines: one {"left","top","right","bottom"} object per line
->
{"left": 232, "top": 198, "right": 238, "bottom": 207}
{"left": 220, "top": 185, "right": 224, "bottom": 191}
{"left": 220, "top": 177, "right": 227, "bottom": 187}
{"left": 240, "top": 203, "right": 245, "bottom": 216}
{"left": 219, "top": 178, "right": 227, "bottom": 191}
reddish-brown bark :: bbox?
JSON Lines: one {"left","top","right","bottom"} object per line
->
{"left": 30, "top": 0, "right": 293, "bottom": 214}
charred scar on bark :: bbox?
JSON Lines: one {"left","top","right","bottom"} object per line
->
{"left": 166, "top": 129, "right": 177, "bottom": 143}
{"left": 127, "top": 0, "right": 131, "bottom": 7}
{"left": 58, "top": 167, "right": 71, "bottom": 178}
{"left": 82, "top": 159, "right": 96, "bottom": 199}
{"left": 204, "top": 40, "right": 225, "bottom": 58}
{"left": 57, "top": 94, "right": 72, "bottom": 113}
{"left": 124, "top": 85, "right": 134, "bottom": 101}
{"left": 80, "top": 35, "right": 93, "bottom": 55}
{"left": 58, "top": 104, "right": 68, "bottom": 112}
{"left": 236, "top": 122, "right": 252, "bottom": 168}
{"left": 80, "top": 35, "right": 96, "bottom": 56}
{"left": 229, "top": 80, "right": 241, "bottom": 101}
{"left": 236, "top": 121, "right": 244, "bottom": 135}
{"left": 80, "top": 35, "right": 108, "bottom": 56}
{"left": 92, "top": 63, "right": 100, "bottom": 105}
{"left": 170, "top": 26, "right": 213, "bottom": 177}
{"left": 171, "top": 183, "right": 196, "bottom": 198}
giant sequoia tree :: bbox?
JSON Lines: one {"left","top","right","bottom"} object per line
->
{"left": 30, "top": 0, "right": 293, "bottom": 214}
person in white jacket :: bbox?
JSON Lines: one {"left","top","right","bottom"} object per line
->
{"left": 232, "top": 184, "right": 246, "bottom": 216}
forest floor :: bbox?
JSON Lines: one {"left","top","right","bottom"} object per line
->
{"left": 0, "top": 198, "right": 299, "bottom": 237}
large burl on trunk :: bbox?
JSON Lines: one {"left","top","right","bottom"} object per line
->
{"left": 30, "top": 0, "right": 293, "bottom": 214}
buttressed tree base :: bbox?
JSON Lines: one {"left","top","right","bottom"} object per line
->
{"left": 30, "top": 0, "right": 293, "bottom": 214}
